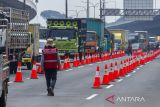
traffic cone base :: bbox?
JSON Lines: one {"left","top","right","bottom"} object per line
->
{"left": 37, "top": 65, "right": 44, "bottom": 74}
{"left": 102, "top": 74, "right": 110, "bottom": 85}
{"left": 92, "top": 77, "right": 102, "bottom": 89}
{"left": 30, "top": 69, "right": 38, "bottom": 79}
{"left": 14, "top": 72, "right": 23, "bottom": 82}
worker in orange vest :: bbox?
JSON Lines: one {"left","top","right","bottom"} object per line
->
{"left": 41, "top": 38, "right": 60, "bottom": 96}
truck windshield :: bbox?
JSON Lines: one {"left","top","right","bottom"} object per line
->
{"left": 48, "top": 29, "right": 76, "bottom": 40}
{"left": 149, "top": 38, "right": 156, "bottom": 42}
{"left": 86, "top": 32, "right": 96, "bottom": 41}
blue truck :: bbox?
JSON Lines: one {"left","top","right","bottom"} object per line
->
{"left": 78, "top": 18, "right": 106, "bottom": 53}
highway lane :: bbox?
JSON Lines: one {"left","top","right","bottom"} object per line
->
{"left": 6, "top": 56, "right": 160, "bottom": 107}
{"left": 82, "top": 57, "right": 160, "bottom": 107}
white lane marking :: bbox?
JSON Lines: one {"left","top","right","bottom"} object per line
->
{"left": 106, "top": 85, "right": 114, "bottom": 89}
{"left": 65, "top": 70, "right": 70, "bottom": 71}
{"left": 117, "top": 79, "right": 123, "bottom": 82}
{"left": 132, "top": 71, "right": 137, "bottom": 73}
{"left": 89, "top": 64, "right": 93, "bottom": 66}
{"left": 78, "top": 66, "right": 84, "bottom": 68}
{"left": 8, "top": 81, "right": 13, "bottom": 84}
{"left": 98, "top": 62, "right": 102, "bottom": 64}
{"left": 86, "top": 94, "right": 98, "bottom": 100}
{"left": 137, "top": 68, "right": 140, "bottom": 70}
{"left": 68, "top": 69, "right": 73, "bottom": 71}
{"left": 140, "top": 65, "right": 143, "bottom": 67}
{"left": 126, "top": 74, "right": 131, "bottom": 77}
{"left": 26, "top": 78, "right": 30, "bottom": 80}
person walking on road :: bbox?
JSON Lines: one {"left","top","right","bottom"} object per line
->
{"left": 127, "top": 43, "right": 132, "bottom": 56}
{"left": 41, "top": 39, "right": 60, "bottom": 96}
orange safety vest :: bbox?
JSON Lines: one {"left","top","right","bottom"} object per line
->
{"left": 43, "top": 48, "right": 58, "bottom": 70}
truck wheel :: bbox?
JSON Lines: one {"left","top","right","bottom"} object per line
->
{"left": 0, "top": 82, "right": 7, "bottom": 107}
{"left": 27, "top": 62, "right": 32, "bottom": 70}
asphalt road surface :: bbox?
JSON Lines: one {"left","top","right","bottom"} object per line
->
{"left": 6, "top": 56, "right": 160, "bottom": 107}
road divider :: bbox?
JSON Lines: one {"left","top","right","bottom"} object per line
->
{"left": 91, "top": 49, "right": 160, "bottom": 90}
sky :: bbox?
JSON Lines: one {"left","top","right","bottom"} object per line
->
{"left": 30, "top": 0, "right": 160, "bottom": 26}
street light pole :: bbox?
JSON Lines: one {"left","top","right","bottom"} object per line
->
{"left": 65, "top": 0, "right": 68, "bottom": 18}
{"left": 76, "top": 6, "right": 87, "bottom": 18}
{"left": 87, "top": 0, "right": 90, "bottom": 18}
{"left": 90, "top": 3, "right": 99, "bottom": 18}
{"left": 23, "top": 0, "right": 26, "bottom": 10}
{"left": 69, "top": 10, "right": 84, "bottom": 18}
{"left": 100, "top": 0, "right": 102, "bottom": 19}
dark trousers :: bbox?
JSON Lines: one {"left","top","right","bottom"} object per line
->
{"left": 45, "top": 69, "right": 57, "bottom": 90}
{"left": 10, "top": 61, "right": 18, "bottom": 74}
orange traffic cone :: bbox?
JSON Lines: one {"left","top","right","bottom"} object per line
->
{"left": 77, "top": 54, "right": 80, "bottom": 66}
{"left": 37, "top": 65, "right": 40, "bottom": 73}
{"left": 67, "top": 56, "right": 71, "bottom": 68}
{"left": 81, "top": 54, "right": 85, "bottom": 65}
{"left": 102, "top": 64, "right": 109, "bottom": 85}
{"left": 114, "top": 62, "right": 119, "bottom": 79}
{"left": 119, "top": 60, "right": 124, "bottom": 77}
{"left": 30, "top": 60, "right": 38, "bottom": 79}
{"left": 109, "top": 63, "right": 114, "bottom": 81}
{"left": 15, "top": 61, "right": 23, "bottom": 82}
{"left": 37, "top": 64, "right": 43, "bottom": 74}
{"left": 93, "top": 66, "right": 101, "bottom": 89}
{"left": 63, "top": 57, "right": 68, "bottom": 70}
{"left": 73, "top": 55, "right": 77, "bottom": 67}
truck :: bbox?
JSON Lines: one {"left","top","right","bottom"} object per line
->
{"left": 0, "top": 7, "right": 31, "bottom": 73}
{"left": 0, "top": 13, "right": 9, "bottom": 107}
{"left": 0, "top": 8, "right": 31, "bottom": 106}
{"left": 104, "top": 29, "right": 114, "bottom": 53}
{"left": 134, "top": 31, "right": 148, "bottom": 51}
{"left": 21, "top": 24, "right": 40, "bottom": 69}
{"left": 128, "top": 31, "right": 148, "bottom": 51}
{"left": 108, "top": 29, "right": 128, "bottom": 51}
{"left": 78, "top": 18, "right": 105, "bottom": 54}
{"left": 148, "top": 36, "right": 157, "bottom": 50}
{"left": 46, "top": 18, "right": 106, "bottom": 58}
{"left": 47, "top": 19, "right": 80, "bottom": 58}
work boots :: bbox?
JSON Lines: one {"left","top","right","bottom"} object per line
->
{"left": 47, "top": 88, "right": 54, "bottom": 96}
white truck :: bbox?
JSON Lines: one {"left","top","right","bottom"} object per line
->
{"left": 0, "top": 7, "right": 31, "bottom": 106}
{"left": 0, "top": 16, "right": 9, "bottom": 107}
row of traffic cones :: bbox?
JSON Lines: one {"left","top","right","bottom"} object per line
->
{"left": 59, "top": 50, "right": 125, "bottom": 71}
{"left": 92, "top": 49, "right": 160, "bottom": 89}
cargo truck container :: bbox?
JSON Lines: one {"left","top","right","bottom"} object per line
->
{"left": 78, "top": 18, "right": 105, "bottom": 54}
{"left": 0, "top": 12, "right": 9, "bottom": 107}
{"left": 0, "top": 7, "right": 31, "bottom": 73}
